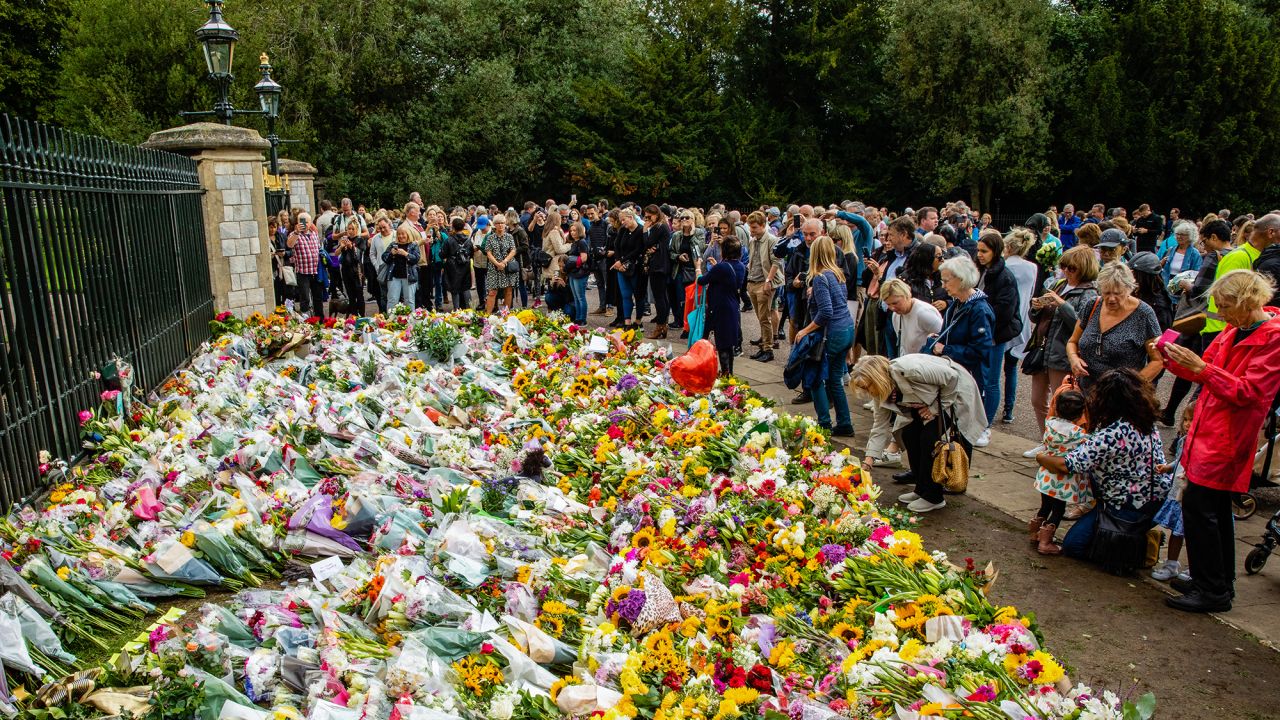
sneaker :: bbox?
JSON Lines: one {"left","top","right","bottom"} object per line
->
{"left": 1001, "top": 409, "right": 1015, "bottom": 424}
{"left": 974, "top": 429, "right": 991, "bottom": 448}
{"left": 875, "top": 451, "right": 903, "bottom": 468}
{"left": 897, "top": 492, "right": 920, "bottom": 504}
{"left": 907, "top": 497, "right": 947, "bottom": 513}
{"left": 1176, "top": 568, "right": 1192, "bottom": 583}
{"left": 1022, "top": 444, "right": 1045, "bottom": 458}
{"left": 1151, "top": 560, "right": 1183, "bottom": 582}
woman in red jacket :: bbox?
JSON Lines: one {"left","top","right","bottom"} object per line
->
{"left": 1162, "top": 268, "right": 1280, "bottom": 612}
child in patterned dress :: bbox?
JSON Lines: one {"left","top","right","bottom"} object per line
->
{"left": 1151, "top": 404, "right": 1194, "bottom": 583}
{"left": 1030, "top": 390, "right": 1090, "bottom": 555}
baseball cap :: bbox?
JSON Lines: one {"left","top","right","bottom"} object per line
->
{"left": 1129, "top": 251, "right": 1161, "bottom": 274}
{"left": 1097, "top": 228, "right": 1127, "bottom": 248}
{"left": 767, "top": 207, "right": 781, "bottom": 217}
{"left": 475, "top": 215, "right": 491, "bottom": 230}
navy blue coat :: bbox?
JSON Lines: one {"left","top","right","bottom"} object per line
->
{"left": 698, "top": 260, "right": 744, "bottom": 351}
{"left": 784, "top": 331, "right": 827, "bottom": 390}
{"left": 937, "top": 292, "right": 996, "bottom": 382}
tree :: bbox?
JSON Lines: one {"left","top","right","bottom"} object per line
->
{"left": 0, "top": 0, "right": 71, "bottom": 119}
{"left": 555, "top": 0, "right": 729, "bottom": 201}
{"left": 883, "top": 0, "right": 1056, "bottom": 212}
{"left": 1050, "top": 0, "right": 1280, "bottom": 210}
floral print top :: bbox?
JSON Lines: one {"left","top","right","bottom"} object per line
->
{"left": 1033, "top": 417, "right": 1093, "bottom": 505}
{"left": 1064, "top": 420, "right": 1171, "bottom": 512}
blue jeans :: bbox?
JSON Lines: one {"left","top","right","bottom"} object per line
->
{"left": 385, "top": 278, "right": 415, "bottom": 308}
{"left": 429, "top": 265, "right": 445, "bottom": 308}
{"left": 1002, "top": 349, "right": 1019, "bottom": 416}
{"left": 569, "top": 275, "right": 589, "bottom": 324}
{"left": 617, "top": 272, "right": 640, "bottom": 322}
{"left": 812, "top": 325, "right": 854, "bottom": 430}
{"left": 980, "top": 341, "right": 1006, "bottom": 426}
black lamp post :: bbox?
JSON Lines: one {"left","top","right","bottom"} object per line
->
{"left": 254, "top": 53, "right": 282, "bottom": 175}
{"left": 182, "top": 0, "right": 241, "bottom": 125}
{"left": 254, "top": 53, "right": 289, "bottom": 214}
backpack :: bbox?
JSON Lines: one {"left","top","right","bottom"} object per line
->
{"left": 1254, "top": 244, "right": 1280, "bottom": 307}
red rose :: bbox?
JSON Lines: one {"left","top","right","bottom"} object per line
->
{"left": 748, "top": 664, "right": 773, "bottom": 692}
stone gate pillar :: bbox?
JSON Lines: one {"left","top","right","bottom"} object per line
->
{"left": 276, "top": 158, "right": 318, "bottom": 215}
{"left": 141, "top": 123, "right": 272, "bottom": 318}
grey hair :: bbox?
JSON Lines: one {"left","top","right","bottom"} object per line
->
{"left": 940, "top": 255, "right": 979, "bottom": 290}
{"left": 1096, "top": 261, "right": 1138, "bottom": 294}
{"left": 1173, "top": 219, "right": 1198, "bottom": 246}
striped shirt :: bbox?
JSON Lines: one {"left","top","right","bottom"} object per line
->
{"left": 291, "top": 231, "right": 321, "bottom": 275}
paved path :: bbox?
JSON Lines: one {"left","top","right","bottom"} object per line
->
{"left": 575, "top": 303, "right": 1280, "bottom": 654}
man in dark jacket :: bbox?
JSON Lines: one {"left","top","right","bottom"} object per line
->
{"left": 1133, "top": 203, "right": 1164, "bottom": 253}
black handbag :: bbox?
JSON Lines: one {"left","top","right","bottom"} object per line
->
{"left": 1086, "top": 440, "right": 1161, "bottom": 575}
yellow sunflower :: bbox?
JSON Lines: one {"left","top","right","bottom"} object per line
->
{"left": 631, "top": 527, "right": 657, "bottom": 550}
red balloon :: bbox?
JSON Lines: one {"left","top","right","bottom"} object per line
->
{"left": 670, "top": 339, "right": 719, "bottom": 394}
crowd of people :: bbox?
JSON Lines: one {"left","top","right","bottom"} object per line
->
{"left": 266, "top": 193, "right": 1280, "bottom": 614}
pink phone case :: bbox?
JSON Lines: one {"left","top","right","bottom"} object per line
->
{"left": 1156, "top": 328, "right": 1180, "bottom": 352}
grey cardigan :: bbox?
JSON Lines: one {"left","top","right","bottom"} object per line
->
{"left": 1042, "top": 281, "right": 1098, "bottom": 372}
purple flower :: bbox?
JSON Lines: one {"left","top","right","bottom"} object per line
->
{"left": 617, "top": 374, "right": 639, "bottom": 391}
{"left": 820, "top": 544, "right": 847, "bottom": 565}
{"left": 616, "top": 590, "right": 647, "bottom": 624}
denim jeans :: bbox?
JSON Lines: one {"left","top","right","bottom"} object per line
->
{"left": 429, "top": 264, "right": 445, "bottom": 309}
{"left": 617, "top": 272, "right": 640, "bottom": 322}
{"left": 980, "top": 341, "right": 1007, "bottom": 426}
{"left": 1002, "top": 349, "right": 1019, "bottom": 415}
{"left": 812, "top": 325, "right": 854, "bottom": 430}
{"left": 385, "top": 278, "right": 415, "bottom": 308}
{"left": 1061, "top": 505, "right": 1150, "bottom": 559}
{"left": 569, "top": 275, "right": 589, "bottom": 324}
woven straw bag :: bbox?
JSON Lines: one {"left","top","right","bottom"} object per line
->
{"left": 931, "top": 411, "right": 970, "bottom": 493}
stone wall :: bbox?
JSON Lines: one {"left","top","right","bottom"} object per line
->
{"left": 277, "top": 158, "right": 317, "bottom": 215}
{"left": 215, "top": 160, "right": 267, "bottom": 312}
{"left": 142, "top": 123, "right": 273, "bottom": 319}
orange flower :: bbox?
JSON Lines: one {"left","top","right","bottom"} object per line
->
{"left": 817, "top": 474, "right": 853, "bottom": 493}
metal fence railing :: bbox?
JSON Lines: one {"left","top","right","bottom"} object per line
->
{"left": 0, "top": 115, "right": 214, "bottom": 508}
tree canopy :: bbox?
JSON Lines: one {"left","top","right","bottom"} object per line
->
{"left": 8, "top": 0, "right": 1280, "bottom": 212}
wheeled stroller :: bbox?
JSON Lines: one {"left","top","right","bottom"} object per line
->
{"left": 1233, "top": 393, "right": 1280, "bottom": 521}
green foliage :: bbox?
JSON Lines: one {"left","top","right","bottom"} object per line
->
{"left": 0, "top": 0, "right": 71, "bottom": 118}
{"left": 884, "top": 0, "right": 1055, "bottom": 211}
{"left": 21, "top": 0, "right": 1280, "bottom": 210}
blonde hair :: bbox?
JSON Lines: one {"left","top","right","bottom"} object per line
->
{"left": 850, "top": 355, "right": 894, "bottom": 402}
{"left": 807, "top": 236, "right": 846, "bottom": 285}
{"left": 1210, "top": 269, "right": 1276, "bottom": 312}
{"left": 1096, "top": 260, "right": 1137, "bottom": 294}
{"left": 880, "top": 278, "right": 912, "bottom": 300}
{"left": 1059, "top": 245, "right": 1100, "bottom": 282}
{"left": 829, "top": 223, "right": 854, "bottom": 248}
{"left": 1003, "top": 227, "right": 1035, "bottom": 257}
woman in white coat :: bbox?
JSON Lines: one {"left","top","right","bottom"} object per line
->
{"left": 850, "top": 353, "right": 986, "bottom": 512}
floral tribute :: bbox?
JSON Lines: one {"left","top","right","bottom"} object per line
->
{"left": 0, "top": 305, "right": 1152, "bottom": 720}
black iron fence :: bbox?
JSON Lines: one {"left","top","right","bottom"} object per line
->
{"left": 0, "top": 115, "right": 214, "bottom": 508}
